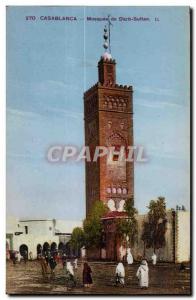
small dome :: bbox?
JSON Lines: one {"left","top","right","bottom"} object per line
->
{"left": 103, "top": 42, "right": 108, "bottom": 49}
{"left": 102, "top": 52, "right": 112, "bottom": 60}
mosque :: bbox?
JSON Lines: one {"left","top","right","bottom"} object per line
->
{"left": 6, "top": 20, "right": 190, "bottom": 264}
{"left": 83, "top": 21, "right": 190, "bottom": 263}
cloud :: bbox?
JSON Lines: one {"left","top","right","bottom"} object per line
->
{"left": 135, "top": 85, "right": 178, "bottom": 97}
{"left": 62, "top": 56, "right": 95, "bottom": 68}
{"left": 45, "top": 107, "right": 83, "bottom": 119}
{"left": 134, "top": 98, "right": 187, "bottom": 109}
{"left": 146, "top": 144, "right": 189, "bottom": 161}
{"left": 9, "top": 79, "right": 82, "bottom": 97}
{"left": 7, "top": 108, "right": 42, "bottom": 119}
{"left": 7, "top": 106, "right": 83, "bottom": 120}
{"left": 7, "top": 153, "right": 44, "bottom": 160}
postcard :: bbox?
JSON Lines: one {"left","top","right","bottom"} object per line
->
{"left": 6, "top": 6, "right": 191, "bottom": 295}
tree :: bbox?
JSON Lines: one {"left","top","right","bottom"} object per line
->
{"left": 116, "top": 198, "right": 138, "bottom": 247}
{"left": 70, "top": 227, "right": 85, "bottom": 256}
{"left": 142, "top": 196, "right": 167, "bottom": 254}
{"left": 83, "top": 201, "right": 108, "bottom": 249}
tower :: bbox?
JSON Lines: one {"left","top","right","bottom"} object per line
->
{"left": 84, "top": 22, "right": 134, "bottom": 217}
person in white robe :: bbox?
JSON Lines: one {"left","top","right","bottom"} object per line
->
{"left": 66, "top": 261, "right": 74, "bottom": 276}
{"left": 16, "top": 251, "right": 22, "bottom": 263}
{"left": 65, "top": 261, "right": 76, "bottom": 287}
{"left": 119, "top": 245, "right": 126, "bottom": 261}
{"left": 127, "top": 248, "right": 133, "bottom": 265}
{"left": 81, "top": 246, "right": 86, "bottom": 260}
{"left": 151, "top": 252, "right": 157, "bottom": 265}
{"left": 73, "top": 257, "right": 78, "bottom": 270}
{"left": 136, "top": 260, "right": 149, "bottom": 288}
{"left": 115, "top": 262, "right": 125, "bottom": 285}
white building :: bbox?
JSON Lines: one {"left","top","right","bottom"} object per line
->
{"left": 176, "top": 211, "right": 190, "bottom": 262}
{"left": 6, "top": 216, "right": 82, "bottom": 259}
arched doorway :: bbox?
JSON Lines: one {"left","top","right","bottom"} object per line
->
{"left": 58, "top": 242, "right": 64, "bottom": 253}
{"left": 19, "top": 244, "right": 28, "bottom": 258}
{"left": 43, "top": 242, "right": 50, "bottom": 253}
{"left": 58, "top": 242, "right": 67, "bottom": 253}
{"left": 65, "top": 241, "right": 72, "bottom": 257}
{"left": 37, "top": 244, "right": 42, "bottom": 255}
{"left": 51, "top": 242, "right": 57, "bottom": 254}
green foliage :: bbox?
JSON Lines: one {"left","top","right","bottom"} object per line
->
{"left": 124, "top": 198, "right": 138, "bottom": 216}
{"left": 148, "top": 196, "right": 167, "bottom": 224}
{"left": 116, "top": 198, "right": 138, "bottom": 247}
{"left": 83, "top": 201, "right": 108, "bottom": 248}
{"left": 70, "top": 227, "right": 85, "bottom": 252}
{"left": 88, "top": 201, "right": 108, "bottom": 219}
{"left": 142, "top": 196, "right": 167, "bottom": 252}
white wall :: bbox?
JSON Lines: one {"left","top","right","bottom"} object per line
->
{"left": 12, "top": 234, "right": 59, "bottom": 258}
{"left": 19, "top": 219, "right": 55, "bottom": 236}
{"left": 176, "top": 211, "right": 190, "bottom": 262}
{"left": 132, "top": 212, "right": 174, "bottom": 262}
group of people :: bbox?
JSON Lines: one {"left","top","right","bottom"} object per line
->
{"left": 10, "top": 246, "right": 158, "bottom": 290}
{"left": 9, "top": 250, "right": 28, "bottom": 264}
{"left": 116, "top": 259, "right": 149, "bottom": 289}
{"left": 115, "top": 250, "right": 157, "bottom": 289}
{"left": 39, "top": 248, "right": 156, "bottom": 289}
{"left": 38, "top": 251, "right": 93, "bottom": 288}
{"left": 64, "top": 261, "right": 93, "bottom": 288}
{"left": 37, "top": 251, "right": 77, "bottom": 280}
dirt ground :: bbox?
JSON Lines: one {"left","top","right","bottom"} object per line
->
{"left": 6, "top": 260, "right": 191, "bottom": 295}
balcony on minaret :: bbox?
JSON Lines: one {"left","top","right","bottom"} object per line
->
{"left": 98, "top": 55, "right": 116, "bottom": 86}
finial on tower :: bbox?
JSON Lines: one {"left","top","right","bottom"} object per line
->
{"left": 102, "top": 15, "right": 113, "bottom": 60}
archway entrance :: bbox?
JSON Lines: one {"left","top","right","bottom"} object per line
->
{"left": 51, "top": 242, "right": 57, "bottom": 254}
{"left": 37, "top": 244, "right": 42, "bottom": 255}
{"left": 19, "top": 244, "right": 28, "bottom": 258}
{"left": 58, "top": 242, "right": 66, "bottom": 253}
{"left": 65, "top": 241, "right": 72, "bottom": 257}
{"left": 43, "top": 242, "right": 50, "bottom": 253}
{"left": 58, "top": 242, "right": 64, "bottom": 253}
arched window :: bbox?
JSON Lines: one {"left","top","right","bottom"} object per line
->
{"left": 112, "top": 187, "right": 117, "bottom": 194}
{"left": 117, "top": 187, "right": 122, "bottom": 194}
{"left": 123, "top": 188, "right": 127, "bottom": 194}
{"left": 107, "top": 187, "right": 111, "bottom": 194}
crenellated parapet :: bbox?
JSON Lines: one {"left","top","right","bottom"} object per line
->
{"left": 98, "top": 57, "right": 116, "bottom": 64}
{"left": 84, "top": 83, "right": 99, "bottom": 98}
{"left": 84, "top": 82, "right": 132, "bottom": 98}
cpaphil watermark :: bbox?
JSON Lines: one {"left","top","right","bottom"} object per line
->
{"left": 46, "top": 145, "right": 148, "bottom": 163}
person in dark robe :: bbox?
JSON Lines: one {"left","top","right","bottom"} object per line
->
{"left": 44, "top": 250, "right": 50, "bottom": 266}
{"left": 10, "top": 250, "right": 17, "bottom": 265}
{"left": 83, "top": 262, "right": 93, "bottom": 287}
{"left": 49, "top": 255, "right": 57, "bottom": 279}
{"left": 62, "top": 252, "right": 67, "bottom": 268}
{"left": 23, "top": 250, "right": 28, "bottom": 264}
{"left": 179, "top": 262, "right": 186, "bottom": 271}
{"left": 38, "top": 254, "right": 48, "bottom": 280}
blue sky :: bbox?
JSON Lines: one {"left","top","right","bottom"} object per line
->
{"left": 6, "top": 6, "right": 190, "bottom": 220}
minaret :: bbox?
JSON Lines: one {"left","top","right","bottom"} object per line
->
{"left": 84, "top": 21, "right": 134, "bottom": 217}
